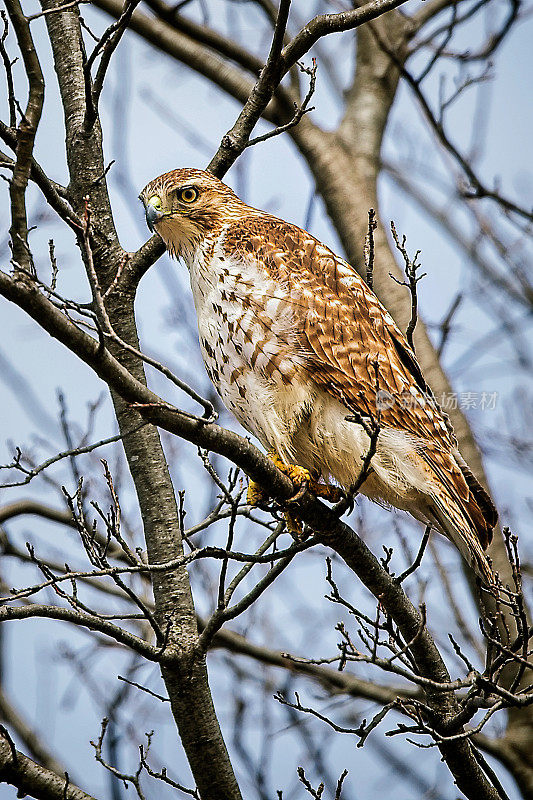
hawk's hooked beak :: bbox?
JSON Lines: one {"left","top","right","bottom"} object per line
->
{"left": 145, "top": 201, "right": 164, "bottom": 232}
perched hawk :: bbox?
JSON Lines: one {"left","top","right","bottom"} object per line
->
{"left": 140, "top": 168, "right": 497, "bottom": 584}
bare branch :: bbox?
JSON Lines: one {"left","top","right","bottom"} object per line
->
{"left": 0, "top": 117, "right": 80, "bottom": 222}
{"left": 395, "top": 525, "right": 431, "bottom": 584}
{"left": 79, "top": 208, "right": 216, "bottom": 421}
{"left": 208, "top": 0, "right": 411, "bottom": 176}
{"left": 139, "top": 731, "right": 200, "bottom": 798}
{"left": 370, "top": 23, "right": 533, "bottom": 224}
{"left": 0, "top": 423, "right": 146, "bottom": 487}
{"left": 25, "top": 0, "right": 90, "bottom": 22}
{"left": 0, "top": 727, "right": 98, "bottom": 800}
{"left": 389, "top": 221, "right": 426, "bottom": 352}
{"left": 364, "top": 208, "right": 377, "bottom": 290}
{"left": 209, "top": 623, "right": 418, "bottom": 705}
{"left": 116, "top": 676, "right": 169, "bottom": 703}
{"left": 84, "top": 0, "right": 141, "bottom": 127}
{"left": 142, "top": 0, "right": 264, "bottom": 76}
{"left": 244, "top": 58, "right": 317, "bottom": 148}
{"left": 0, "top": 691, "right": 72, "bottom": 779}
{"left": 281, "top": 0, "right": 410, "bottom": 73}
{"left": 0, "top": 603, "right": 160, "bottom": 659}
{"left": 4, "top": 0, "right": 44, "bottom": 272}
{"left": 0, "top": 12, "right": 16, "bottom": 127}
{"left": 91, "top": 718, "right": 146, "bottom": 800}
{"left": 207, "top": 0, "right": 292, "bottom": 175}
{"left": 92, "top": 0, "right": 276, "bottom": 123}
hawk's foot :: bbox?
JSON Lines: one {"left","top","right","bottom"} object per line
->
{"left": 266, "top": 451, "right": 312, "bottom": 490}
{"left": 246, "top": 453, "right": 342, "bottom": 516}
{"left": 267, "top": 452, "right": 342, "bottom": 503}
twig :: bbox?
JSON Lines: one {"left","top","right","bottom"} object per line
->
{"left": 0, "top": 424, "right": 146, "bottom": 488}
{"left": 389, "top": 221, "right": 426, "bottom": 352}
{"left": 244, "top": 58, "right": 317, "bottom": 147}
{"left": 415, "top": 3, "right": 457, "bottom": 83}
{"left": 25, "top": 0, "right": 91, "bottom": 21}
{"left": 223, "top": 523, "right": 284, "bottom": 607}
{"left": 0, "top": 603, "right": 160, "bottom": 659}
{"left": 79, "top": 206, "right": 216, "bottom": 421}
{"left": 139, "top": 733, "right": 200, "bottom": 798}
{"left": 84, "top": 0, "right": 141, "bottom": 127}
{"left": 0, "top": 725, "right": 18, "bottom": 765}
{"left": 5, "top": 539, "right": 319, "bottom": 602}
{"left": 355, "top": 703, "right": 397, "bottom": 748}
{"left": 364, "top": 208, "right": 377, "bottom": 290}
{"left": 437, "top": 292, "right": 462, "bottom": 357}
{"left": 62, "top": 772, "right": 70, "bottom": 800}
{"left": 438, "top": 64, "right": 492, "bottom": 124}
{"left": 395, "top": 526, "right": 431, "bottom": 583}
{"left": 0, "top": 12, "right": 17, "bottom": 127}
{"left": 370, "top": 23, "right": 533, "bottom": 224}
{"left": 334, "top": 769, "right": 348, "bottom": 800}
{"left": 116, "top": 676, "right": 169, "bottom": 703}
{"left": 276, "top": 692, "right": 363, "bottom": 736}
{"left": 198, "top": 534, "right": 313, "bottom": 651}
{"left": 0, "top": 121, "right": 82, "bottom": 230}
{"left": 338, "top": 359, "right": 381, "bottom": 514}
{"left": 48, "top": 238, "right": 59, "bottom": 292}
{"left": 297, "top": 766, "right": 324, "bottom": 799}
{"left": 142, "top": 0, "right": 264, "bottom": 77}
{"left": 208, "top": 0, "right": 292, "bottom": 174}
{"left": 91, "top": 718, "right": 146, "bottom": 800}
{"left": 4, "top": 0, "right": 44, "bottom": 273}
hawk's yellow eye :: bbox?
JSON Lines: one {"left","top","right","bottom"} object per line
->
{"left": 178, "top": 187, "right": 199, "bottom": 204}
{"left": 148, "top": 195, "right": 162, "bottom": 209}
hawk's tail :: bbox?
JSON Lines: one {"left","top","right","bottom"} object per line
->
{"left": 422, "top": 448, "right": 497, "bottom": 586}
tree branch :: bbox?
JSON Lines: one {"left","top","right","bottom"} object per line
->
{"left": 0, "top": 603, "right": 160, "bottom": 659}
{"left": 0, "top": 692, "right": 72, "bottom": 780}
{"left": 4, "top": 0, "right": 44, "bottom": 271}
{"left": 370, "top": 22, "right": 533, "bottom": 224}
{"left": 92, "top": 0, "right": 279, "bottom": 122}
{"left": 142, "top": 0, "right": 265, "bottom": 76}
{"left": 0, "top": 730, "right": 97, "bottom": 800}
{"left": 280, "top": 0, "right": 411, "bottom": 72}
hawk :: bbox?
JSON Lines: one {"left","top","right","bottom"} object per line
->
{"left": 140, "top": 168, "right": 497, "bottom": 584}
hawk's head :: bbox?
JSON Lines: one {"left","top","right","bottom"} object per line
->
{"left": 139, "top": 168, "right": 242, "bottom": 258}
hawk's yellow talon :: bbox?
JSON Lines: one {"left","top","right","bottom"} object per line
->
{"left": 287, "top": 464, "right": 313, "bottom": 485}
{"left": 267, "top": 451, "right": 341, "bottom": 501}
{"left": 245, "top": 451, "right": 342, "bottom": 510}
{"left": 246, "top": 474, "right": 305, "bottom": 538}
{"left": 266, "top": 451, "right": 311, "bottom": 487}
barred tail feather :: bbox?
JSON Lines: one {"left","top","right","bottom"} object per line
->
{"left": 453, "top": 449, "right": 498, "bottom": 541}
{"left": 428, "top": 494, "right": 495, "bottom": 586}
{"left": 419, "top": 449, "right": 496, "bottom": 586}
